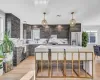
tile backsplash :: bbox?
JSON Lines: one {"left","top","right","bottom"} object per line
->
{"left": 23, "top": 38, "right": 68, "bottom": 44}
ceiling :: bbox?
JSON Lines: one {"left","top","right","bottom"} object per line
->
{"left": 0, "top": 0, "right": 100, "bottom": 25}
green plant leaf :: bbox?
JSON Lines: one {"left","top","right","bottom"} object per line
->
{"left": 0, "top": 60, "right": 3, "bottom": 63}
{"left": 2, "top": 33, "right": 14, "bottom": 53}
{"left": 82, "top": 32, "right": 88, "bottom": 47}
{"left": 0, "top": 55, "right": 4, "bottom": 58}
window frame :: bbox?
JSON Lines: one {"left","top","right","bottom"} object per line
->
{"left": 86, "top": 30, "right": 98, "bottom": 44}
{"left": 0, "top": 17, "right": 4, "bottom": 40}
{"left": 32, "top": 28, "right": 40, "bottom": 40}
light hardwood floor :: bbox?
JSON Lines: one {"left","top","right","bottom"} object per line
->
{"left": 0, "top": 56, "right": 34, "bottom": 80}
{"left": 0, "top": 56, "right": 100, "bottom": 80}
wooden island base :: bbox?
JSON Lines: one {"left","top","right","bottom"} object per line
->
{"left": 35, "top": 46, "right": 94, "bottom": 79}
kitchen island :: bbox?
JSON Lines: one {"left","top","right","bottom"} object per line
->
{"left": 35, "top": 45, "right": 94, "bottom": 79}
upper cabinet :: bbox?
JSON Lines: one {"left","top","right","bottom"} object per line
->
{"left": 70, "top": 23, "right": 81, "bottom": 32}
{"left": 5, "top": 13, "right": 20, "bottom": 38}
{"left": 23, "top": 24, "right": 70, "bottom": 39}
{"left": 23, "top": 24, "right": 31, "bottom": 39}
{"left": 57, "top": 25, "right": 69, "bottom": 38}
{"left": 23, "top": 23, "right": 81, "bottom": 41}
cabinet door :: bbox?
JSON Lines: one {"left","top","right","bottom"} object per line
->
{"left": 57, "top": 29, "right": 68, "bottom": 38}
{"left": 50, "top": 26, "right": 57, "bottom": 35}
{"left": 26, "top": 26, "right": 31, "bottom": 39}
{"left": 70, "top": 24, "right": 81, "bottom": 32}
{"left": 5, "top": 13, "right": 20, "bottom": 38}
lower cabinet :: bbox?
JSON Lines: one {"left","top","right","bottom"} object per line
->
{"left": 27, "top": 44, "right": 39, "bottom": 56}
{"left": 13, "top": 47, "right": 24, "bottom": 66}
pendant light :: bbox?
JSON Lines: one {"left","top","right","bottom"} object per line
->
{"left": 70, "top": 12, "right": 76, "bottom": 27}
{"left": 42, "top": 12, "right": 48, "bottom": 27}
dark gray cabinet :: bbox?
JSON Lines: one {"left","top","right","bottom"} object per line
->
{"left": 5, "top": 13, "right": 20, "bottom": 38}
{"left": 70, "top": 23, "right": 81, "bottom": 32}
{"left": 27, "top": 44, "right": 39, "bottom": 56}
{"left": 23, "top": 24, "right": 31, "bottom": 39}
{"left": 23, "top": 24, "right": 81, "bottom": 45}
{"left": 23, "top": 24, "right": 70, "bottom": 39}
{"left": 13, "top": 47, "right": 24, "bottom": 66}
{"left": 57, "top": 25, "right": 69, "bottom": 38}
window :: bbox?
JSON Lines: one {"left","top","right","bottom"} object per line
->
{"left": 0, "top": 17, "right": 3, "bottom": 40}
{"left": 32, "top": 28, "right": 40, "bottom": 40}
{"left": 86, "top": 31, "right": 97, "bottom": 44}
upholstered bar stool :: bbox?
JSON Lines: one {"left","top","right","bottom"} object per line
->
{"left": 51, "top": 48, "right": 64, "bottom": 77}
{"left": 78, "top": 47, "right": 93, "bottom": 78}
{"left": 35, "top": 48, "right": 49, "bottom": 77}
{"left": 65, "top": 47, "right": 78, "bottom": 77}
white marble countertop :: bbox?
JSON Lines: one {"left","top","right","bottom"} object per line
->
{"left": 35, "top": 45, "right": 94, "bottom": 52}
{"left": 36, "top": 45, "right": 82, "bottom": 49}
{"left": 23, "top": 38, "right": 68, "bottom": 45}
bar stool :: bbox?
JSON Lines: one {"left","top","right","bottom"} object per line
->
{"left": 78, "top": 47, "right": 93, "bottom": 78}
{"left": 50, "top": 48, "right": 64, "bottom": 77}
{"left": 79, "top": 47, "right": 93, "bottom": 60}
{"left": 35, "top": 48, "right": 49, "bottom": 77}
{"left": 65, "top": 47, "right": 78, "bottom": 77}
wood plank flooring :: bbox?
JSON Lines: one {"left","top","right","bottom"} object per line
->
{"left": 0, "top": 56, "right": 34, "bottom": 80}
{"left": 0, "top": 56, "right": 100, "bottom": 80}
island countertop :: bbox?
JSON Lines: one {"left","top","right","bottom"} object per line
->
{"left": 35, "top": 45, "right": 94, "bottom": 52}
{"left": 35, "top": 45, "right": 81, "bottom": 49}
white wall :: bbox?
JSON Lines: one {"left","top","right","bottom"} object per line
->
{"left": 0, "top": 9, "right": 23, "bottom": 41}
{"left": 20, "top": 22, "right": 23, "bottom": 40}
{"left": 82, "top": 25, "right": 100, "bottom": 46}
{"left": 71, "top": 25, "right": 100, "bottom": 46}
{"left": 0, "top": 10, "right": 5, "bottom": 40}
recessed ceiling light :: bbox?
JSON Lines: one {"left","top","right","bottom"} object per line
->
{"left": 34, "top": 0, "right": 38, "bottom": 5}
{"left": 34, "top": 0, "right": 49, "bottom": 5}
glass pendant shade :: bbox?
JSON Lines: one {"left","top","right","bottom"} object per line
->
{"left": 42, "top": 12, "right": 48, "bottom": 27}
{"left": 70, "top": 12, "right": 76, "bottom": 27}
{"left": 70, "top": 19, "right": 76, "bottom": 27}
{"left": 42, "top": 19, "right": 48, "bottom": 26}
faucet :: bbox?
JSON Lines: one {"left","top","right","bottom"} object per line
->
{"left": 46, "top": 35, "right": 51, "bottom": 44}
{"left": 35, "top": 39, "right": 39, "bottom": 44}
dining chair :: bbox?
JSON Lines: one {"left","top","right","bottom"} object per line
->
{"left": 93, "top": 45, "right": 100, "bottom": 58}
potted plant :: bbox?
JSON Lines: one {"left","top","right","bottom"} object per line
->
{"left": 0, "top": 56, "right": 4, "bottom": 76}
{"left": 82, "top": 32, "right": 88, "bottom": 47}
{"left": 2, "top": 33, "right": 14, "bottom": 72}
{"left": 0, "top": 44, "right": 4, "bottom": 76}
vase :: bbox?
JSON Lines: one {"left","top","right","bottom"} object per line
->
{"left": 0, "top": 68, "right": 3, "bottom": 76}
{"left": 3, "top": 51, "right": 13, "bottom": 73}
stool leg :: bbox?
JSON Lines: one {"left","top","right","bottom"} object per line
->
{"left": 57, "top": 53, "right": 59, "bottom": 72}
{"left": 41, "top": 53, "right": 43, "bottom": 73}
{"left": 64, "top": 51, "right": 66, "bottom": 77}
{"left": 78, "top": 53, "right": 80, "bottom": 77}
{"left": 72, "top": 53, "right": 73, "bottom": 76}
